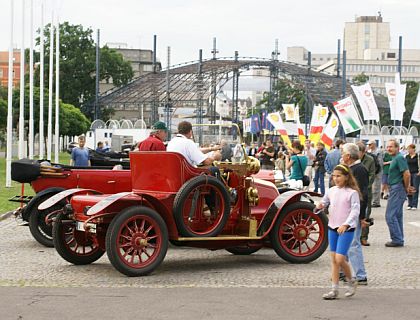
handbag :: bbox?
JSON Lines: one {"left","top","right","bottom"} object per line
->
{"left": 296, "top": 156, "right": 310, "bottom": 186}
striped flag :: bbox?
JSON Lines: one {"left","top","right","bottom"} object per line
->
{"left": 295, "top": 106, "right": 306, "bottom": 145}
{"left": 320, "top": 114, "right": 340, "bottom": 150}
{"left": 267, "top": 112, "right": 291, "bottom": 146}
{"left": 309, "top": 105, "right": 329, "bottom": 144}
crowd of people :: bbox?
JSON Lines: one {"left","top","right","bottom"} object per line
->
{"left": 70, "top": 121, "right": 419, "bottom": 300}
{"left": 248, "top": 136, "right": 418, "bottom": 299}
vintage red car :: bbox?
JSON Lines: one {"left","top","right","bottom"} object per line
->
{"left": 10, "top": 160, "right": 274, "bottom": 248}
{"left": 9, "top": 162, "right": 132, "bottom": 247}
{"left": 41, "top": 151, "right": 328, "bottom": 277}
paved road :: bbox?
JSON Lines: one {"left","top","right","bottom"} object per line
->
{"left": 1, "top": 202, "right": 419, "bottom": 319}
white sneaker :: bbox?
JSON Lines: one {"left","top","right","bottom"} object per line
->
{"left": 345, "top": 279, "right": 357, "bottom": 297}
{"left": 322, "top": 289, "right": 339, "bottom": 300}
{"left": 407, "top": 207, "right": 412, "bottom": 210}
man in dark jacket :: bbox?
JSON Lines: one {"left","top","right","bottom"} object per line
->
{"left": 342, "top": 142, "right": 369, "bottom": 285}
{"left": 357, "top": 141, "right": 376, "bottom": 246}
{"left": 313, "top": 142, "right": 327, "bottom": 195}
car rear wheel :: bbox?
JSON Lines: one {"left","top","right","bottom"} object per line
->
{"left": 173, "top": 175, "right": 231, "bottom": 237}
{"left": 270, "top": 201, "right": 328, "bottom": 263}
{"left": 106, "top": 206, "right": 168, "bottom": 277}
{"left": 28, "top": 192, "right": 63, "bottom": 247}
{"left": 53, "top": 212, "right": 105, "bottom": 265}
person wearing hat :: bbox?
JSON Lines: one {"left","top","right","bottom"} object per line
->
{"left": 136, "top": 121, "right": 168, "bottom": 151}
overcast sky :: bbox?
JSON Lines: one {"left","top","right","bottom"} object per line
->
{"left": 1, "top": 0, "right": 419, "bottom": 66}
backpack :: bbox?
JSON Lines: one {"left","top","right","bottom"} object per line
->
{"left": 370, "top": 153, "right": 381, "bottom": 175}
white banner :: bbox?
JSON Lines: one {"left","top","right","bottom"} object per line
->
{"left": 385, "top": 83, "right": 405, "bottom": 121}
{"left": 385, "top": 73, "right": 406, "bottom": 121}
{"left": 282, "top": 104, "right": 296, "bottom": 121}
{"left": 411, "top": 88, "right": 420, "bottom": 123}
{"left": 333, "top": 97, "right": 363, "bottom": 134}
{"left": 243, "top": 118, "right": 251, "bottom": 133}
{"left": 351, "top": 83, "right": 380, "bottom": 121}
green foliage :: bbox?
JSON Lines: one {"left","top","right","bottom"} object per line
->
{"left": 60, "top": 103, "right": 91, "bottom": 136}
{"left": 35, "top": 22, "right": 133, "bottom": 118}
{"left": 255, "top": 79, "right": 306, "bottom": 120}
{"left": 5, "top": 84, "right": 89, "bottom": 137}
{"left": 0, "top": 98, "right": 6, "bottom": 130}
{"left": 352, "top": 73, "right": 369, "bottom": 85}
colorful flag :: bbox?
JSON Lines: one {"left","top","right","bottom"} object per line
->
{"left": 351, "top": 83, "right": 380, "bottom": 121}
{"left": 320, "top": 114, "right": 340, "bottom": 150}
{"left": 261, "top": 110, "right": 274, "bottom": 131}
{"left": 243, "top": 118, "right": 251, "bottom": 133}
{"left": 411, "top": 87, "right": 420, "bottom": 123}
{"left": 333, "top": 97, "right": 363, "bottom": 134}
{"left": 250, "top": 114, "right": 261, "bottom": 134}
{"left": 282, "top": 104, "right": 296, "bottom": 121}
{"left": 309, "top": 105, "right": 329, "bottom": 144}
{"left": 267, "top": 112, "right": 291, "bottom": 146}
{"left": 295, "top": 106, "right": 306, "bottom": 145}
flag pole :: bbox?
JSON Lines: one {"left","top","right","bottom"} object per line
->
{"left": 39, "top": 1, "right": 45, "bottom": 159}
{"left": 47, "top": 10, "right": 54, "bottom": 161}
{"left": 54, "top": 16, "right": 60, "bottom": 163}
{"left": 18, "top": 0, "right": 25, "bottom": 159}
{"left": 29, "top": 0, "right": 34, "bottom": 159}
{"left": 6, "top": 0, "right": 14, "bottom": 187}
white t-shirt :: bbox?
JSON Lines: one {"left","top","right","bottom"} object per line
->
{"left": 167, "top": 134, "right": 207, "bottom": 167}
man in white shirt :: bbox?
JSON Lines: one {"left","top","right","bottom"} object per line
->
{"left": 167, "top": 121, "right": 221, "bottom": 166}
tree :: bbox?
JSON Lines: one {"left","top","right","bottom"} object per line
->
{"left": 255, "top": 79, "right": 306, "bottom": 120}
{"left": 36, "top": 22, "right": 134, "bottom": 118}
{"left": 352, "top": 72, "right": 369, "bottom": 86}
{"left": 8, "top": 84, "right": 90, "bottom": 137}
{"left": 60, "top": 103, "right": 91, "bottom": 136}
{"left": 0, "top": 98, "right": 6, "bottom": 131}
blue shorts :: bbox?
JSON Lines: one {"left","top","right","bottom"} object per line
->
{"left": 382, "top": 174, "right": 388, "bottom": 185}
{"left": 328, "top": 228, "right": 355, "bottom": 256}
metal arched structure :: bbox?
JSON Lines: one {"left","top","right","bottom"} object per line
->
{"left": 98, "top": 57, "right": 353, "bottom": 126}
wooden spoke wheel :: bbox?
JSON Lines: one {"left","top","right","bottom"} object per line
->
{"left": 270, "top": 201, "right": 328, "bottom": 263}
{"left": 173, "top": 175, "right": 231, "bottom": 237}
{"left": 53, "top": 212, "right": 105, "bottom": 265}
{"left": 106, "top": 206, "right": 168, "bottom": 277}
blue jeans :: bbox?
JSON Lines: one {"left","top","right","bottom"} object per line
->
{"left": 407, "top": 173, "right": 420, "bottom": 208}
{"left": 314, "top": 170, "right": 325, "bottom": 195}
{"left": 347, "top": 220, "right": 367, "bottom": 280}
{"left": 385, "top": 183, "right": 406, "bottom": 245}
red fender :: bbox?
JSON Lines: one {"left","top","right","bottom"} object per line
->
{"left": 86, "top": 192, "right": 142, "bottom": 216}
{"left": 38, "top": 188, "right": 102, "bottom": 210}
{"left": 257, "top": 190, "right": 317, "bottom": 237}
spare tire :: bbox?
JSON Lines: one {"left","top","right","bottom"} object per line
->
{"left": 173, "top": 175, "right": 230, "bottom": 237}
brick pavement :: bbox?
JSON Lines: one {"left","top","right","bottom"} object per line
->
{"left": 0, "top": 202, "right": 419, "bottom": 289}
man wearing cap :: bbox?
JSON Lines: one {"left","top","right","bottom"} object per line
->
{"left": 167, "top": 121, "right": 221, "bottom": 166}
{"left": 137, "top": 121, "right": 167, "bottom": 151}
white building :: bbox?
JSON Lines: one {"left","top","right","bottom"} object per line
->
{"left": 287, "top": 15, "right": 420, "bottom": 95}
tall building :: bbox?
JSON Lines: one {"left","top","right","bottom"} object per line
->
{"left": 344, "top": 15, "right": 390, "bottom": 60}
{"left": 287, "top": 15, "right": 420, "bottom": 95}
